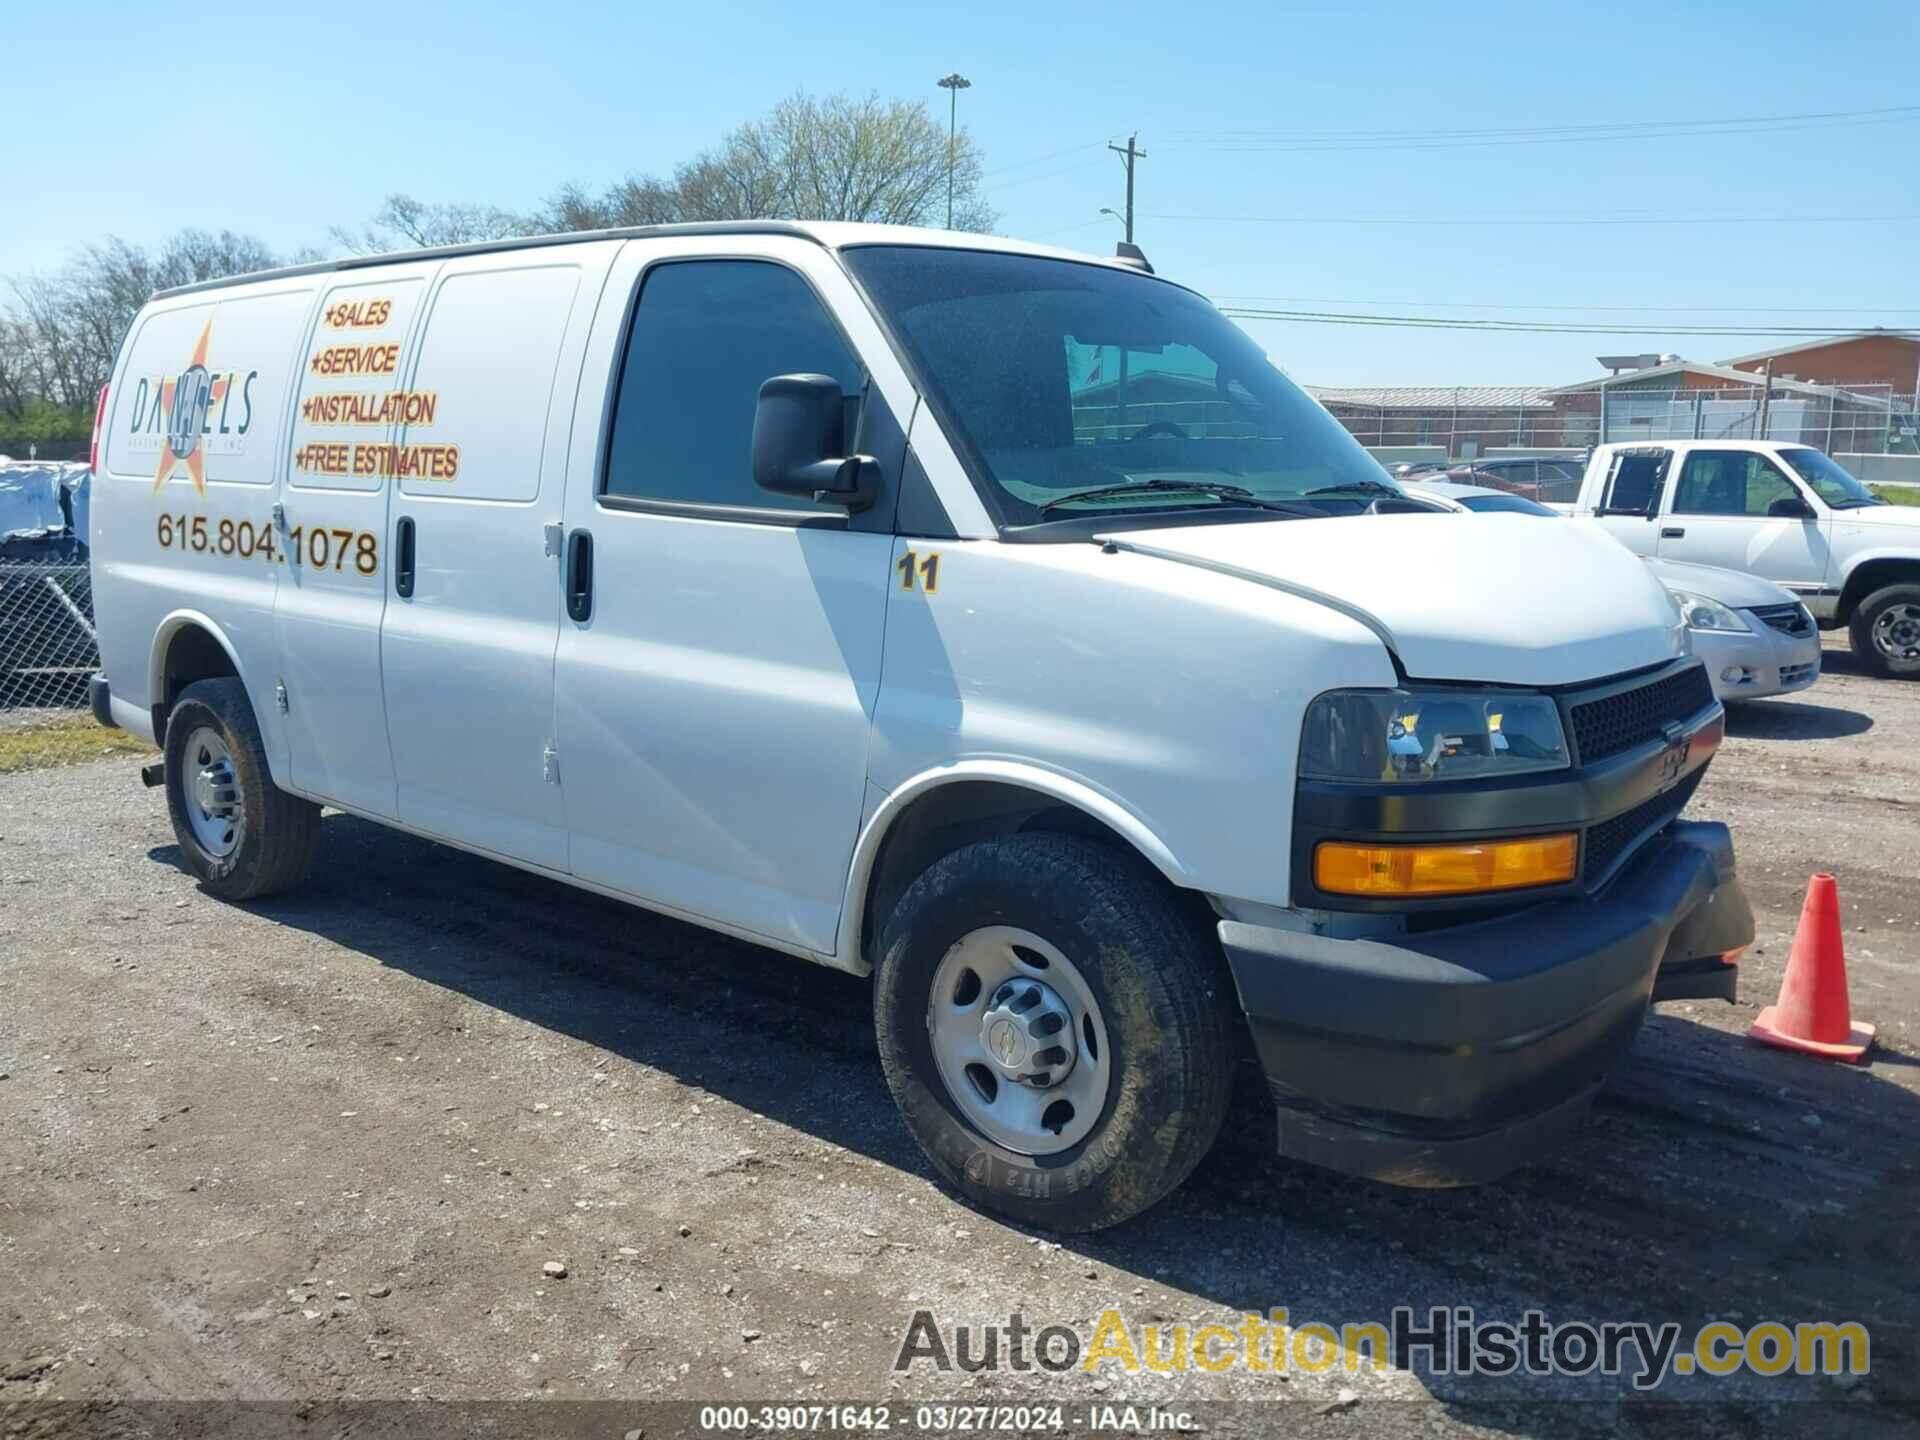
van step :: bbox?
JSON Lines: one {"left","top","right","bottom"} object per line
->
{"left": 140, "top": 761, "right": 166, "bottom": 789}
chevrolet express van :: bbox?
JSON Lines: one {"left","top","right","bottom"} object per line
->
{"left": 89, "top": 223, "right": 1752, "bottom": 1230}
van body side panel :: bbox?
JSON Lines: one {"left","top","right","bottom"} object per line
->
{"left": 95, "top": 284, "right": 315, "bottom": 773}
{"left": 553, "top": 237, "right": 897, "bottom": 954}
{"left": 273, "top": 268, "right": 436, "bottom": 816}
{"left": 378, "top": 247, "right": 614, "bottom": 870}
{"left": 866, "top": 539, "right": 1397, "bottom": 915}
{"left": 558, "top": 513, "right": 893, "bottom": 950}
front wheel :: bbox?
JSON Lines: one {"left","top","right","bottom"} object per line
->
{"left": 1849, "top": 583, "right": 1920, "bottom": 678}
{"left": 163, "top": 678, "right": 320, "bottom": 900}
{"left": 873, "top": 833, "right": 1235, "bottom": 1232}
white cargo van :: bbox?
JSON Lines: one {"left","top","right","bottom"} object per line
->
{"left": 89, "top": 223, "right": 1752, "bottom": 1230}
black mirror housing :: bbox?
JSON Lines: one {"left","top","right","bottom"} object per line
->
{"left": 1768, "top": 495, "right": 1816, "bottom": 520}
{"left": 751, "top": 374, "right": 878, "bottom": 511}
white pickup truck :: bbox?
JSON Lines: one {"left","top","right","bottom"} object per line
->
{"left": 1569, "top": 440, "right": 1920, "bottom": 677}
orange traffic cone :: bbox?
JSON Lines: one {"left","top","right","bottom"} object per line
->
{"left": 1749, "top": 874, "right": 1874, "bottom": 1063}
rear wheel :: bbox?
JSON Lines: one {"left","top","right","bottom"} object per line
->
{"left": 1849, "top": 584, "right": 1920, "bottom": 679}
{"left": 163, "top": 678, "right": 319, "bottom": 900}
{"left": 873, "top": 833, "right": 1234, "bottom": 1232}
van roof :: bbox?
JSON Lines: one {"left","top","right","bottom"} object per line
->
{"left": 151, "top": 221, "right": 1152, "bottom": 300}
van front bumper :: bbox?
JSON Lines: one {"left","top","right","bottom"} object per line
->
{"left": 1220, "top": 820, "right": 1752, "bottom": 1187}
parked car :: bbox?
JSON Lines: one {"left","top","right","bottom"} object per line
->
{"left": 1399, "top": 480, "right": 1822, "bottom": 702}
{"left": 1570, "top": 440, "right": 1919, "bottom": 677}
{"left": 1446, "top": 456, "right": 1587, "bottom": 503}
{"left": 89, "top": 223, "right": 1751, "bottom": 1231}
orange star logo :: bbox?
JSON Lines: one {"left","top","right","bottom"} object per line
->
{"left": 151, "top": 318, "right": 230, "bottom": 495}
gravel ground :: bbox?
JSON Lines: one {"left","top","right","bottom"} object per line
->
{"left": 1, "top": 635, "right": 1916, "bottom": 1438}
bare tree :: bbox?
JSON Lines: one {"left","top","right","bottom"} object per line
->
{"left": 329, "top": 194, "right": 538, "bottom": 255}
{"left": 545, "top": 176, "right": 684, "bottom": 232}
{"left": 670, "top": 91, "right": 995, "bottom": 230}
{"left": 532, "top": 90, "right": 996, "bottom": 234}
{"left": 3, "top": 229, "right": 283, "bottom": 422}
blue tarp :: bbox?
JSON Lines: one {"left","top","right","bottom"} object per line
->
{"left": 0, "top": 463, "right": 90, "bottom": 561}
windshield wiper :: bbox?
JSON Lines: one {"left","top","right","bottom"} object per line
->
{"left": 1038, "top": 479, "right": 1312, "bottom": 516}
{"left": 1303, "top": 479, "right": 1402, "bottom": 498}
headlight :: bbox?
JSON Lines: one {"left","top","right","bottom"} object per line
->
{"left": 1669, "top": 589, "right": 1749, "bottom": 633}
{"left": 1301, "top": 687, "right": 1570, "bottom": 783}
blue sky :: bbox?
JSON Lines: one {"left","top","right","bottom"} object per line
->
{"left": 4, "top": 0, "right": 1915, "bottom": 385}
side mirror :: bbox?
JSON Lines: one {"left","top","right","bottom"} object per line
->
{"left": 751, "top": 374, "right": 878, "bottom": 511}
{"left": 1768, "top": 495, "right": 1816, "bottom": 520}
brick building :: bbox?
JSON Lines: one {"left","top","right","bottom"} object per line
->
{"left": 1718, "top": 331, "right": 1920, "bottom": 394}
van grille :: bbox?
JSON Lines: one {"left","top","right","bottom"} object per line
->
{"left": 1584, "top": 769, "right": 1703, "bottom": 886}
{"left": 1751, "top": 602, "right": 1813, "bottom": 637}
{"left": 1569, "top": 665, "right": 1715, "bottom": 765}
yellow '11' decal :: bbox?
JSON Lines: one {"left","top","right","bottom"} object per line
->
{"left": 897, "top": 550, "right": 940, "bottom": 593}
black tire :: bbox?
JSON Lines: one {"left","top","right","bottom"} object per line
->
{"left": 873, "top": 833, "right": 1235, "bottom": 1232}
{"left": 163, "top": 678, "right": 320, "bottom": 900}
{"left": 1848, "top": 583, "right": 1920, "bottom": 679}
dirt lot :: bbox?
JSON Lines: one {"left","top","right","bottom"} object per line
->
{"left": 2, "top": 636, "right": 1916, "bottom": 1438}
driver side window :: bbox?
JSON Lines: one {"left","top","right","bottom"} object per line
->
{"left": 1673, "top": 451, "right": 1801, "bottom": 517}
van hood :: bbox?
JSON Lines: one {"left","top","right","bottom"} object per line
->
{"left": 1102, "top": 513, "right": 1686, "bottom": 687}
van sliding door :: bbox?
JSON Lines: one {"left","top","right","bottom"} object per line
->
{"left": 275, "top": 266, "right": 436, "bottom": 817}
{"left": 377, "top": 243, "right": 620, "bottom": 870}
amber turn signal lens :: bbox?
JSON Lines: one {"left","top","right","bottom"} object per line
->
{"left": 1314, "top": 833, "right": 1578, "bottom": 897}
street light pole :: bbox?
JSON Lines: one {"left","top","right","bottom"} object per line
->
{"left": 937, "top": 73, "right": 971, "bottom": 229}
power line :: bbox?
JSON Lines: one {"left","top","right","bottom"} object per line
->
{"left": 1160, "top": 103, "right": 1920, "bottom": 153}
{"left": 1168, "top": 102, "right": 1920, "bottom": 139}
{"left": 1216, "top": 307, "right": 1917, "bottom": 337}
{"left": 979, "top": 155, "right": 1111, "bottom": 195}
{"left": 1150, "top": 211, "right": 1920, "bottom": 227}
{"left": 979, "top": 140, "right": 1108, "bottom": 180}
{"left": 1209, "top": 295, "right": 1920, "bottom": 315}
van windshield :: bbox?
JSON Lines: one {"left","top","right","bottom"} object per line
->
{"left": 842, "top": 246, "right": 1392, "bottom": 527}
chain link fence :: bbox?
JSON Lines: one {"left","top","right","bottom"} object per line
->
{"left": 2, "top": 462, "right": 98, "bottom": 715}
{"left": 1315, "top": 385, "right": 1917, "bottom": 463}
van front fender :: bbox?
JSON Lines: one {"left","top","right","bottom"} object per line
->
{"left": 834, "top": 760, "right": 1193, "bottom": 975}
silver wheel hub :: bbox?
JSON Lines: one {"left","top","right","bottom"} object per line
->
{"left": 182, "top": 727, "right": 243, "bottom": 860}
{"left": 927, "top": 925, "right": 1111, "bottom": 1157}
{"left": 1874, "top": 603, "right": 1920, "bottom": 660}
{"left": 979, "top": 978, "right": 1077, "bottom": 1087}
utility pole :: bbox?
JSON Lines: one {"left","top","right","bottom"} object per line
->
{"left": 937, "top": 73, "right": 971, "bottom": 229}
{"left": 1107, "top": 134, "right": 1145, "bottom": 243}
{"left": 1757, "top": 357, "right": 1774, "bottom": 440}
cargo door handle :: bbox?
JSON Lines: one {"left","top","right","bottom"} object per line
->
{"left": 1661, "top": 527, "right": 1685, "bottom": 539}
{"left": 394, "top": 516, "right": 416, "bottom": 598}
{"left": 565, "top": 529, "right": 593, "bottom": 623}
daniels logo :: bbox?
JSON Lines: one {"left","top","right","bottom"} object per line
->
{"left": 126, "top": 318, "right": 259, "bottom": 494}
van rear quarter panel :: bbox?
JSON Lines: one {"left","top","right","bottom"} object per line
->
{"left": 868, "top": 539, "right": 1395, "bottom": 912}
{"left": 96, "top": 281, "right": 319, "bottom": 762}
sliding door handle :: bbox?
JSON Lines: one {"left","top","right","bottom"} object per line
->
{"left": 565, "top": 529, "right": 594, "bottom": 623}
{"left": 394, "top": 515, "right": 416, "bottom": 597}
